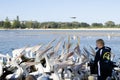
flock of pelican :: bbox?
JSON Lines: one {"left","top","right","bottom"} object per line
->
{"left": 0, "top": 36, "right": 119, "bottom": 80}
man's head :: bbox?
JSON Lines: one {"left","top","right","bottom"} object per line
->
{"left": 96, "top": 39, "right": 105, "bottom": 49}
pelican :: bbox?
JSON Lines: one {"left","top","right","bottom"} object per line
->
{"left": 71, "top": 35, "right": 77, "bottom": 40}
{"left": 0, "top": 36, "right": 115, "bottom": 80}
{"left": 107, "top": 34, "right": 111, "bottom": 40}
{"left": 35, "top": 46, "right": 53, "bottom": 62}
{"left": 89, "top": 46, "right": 96, "bottom": 57}
{"left": 6, "top": 64, "right": 24, "bottom": 80}
{"left": 25, "top": 44, "right": 42, "bottom": 58}
{"left": 0, "top": 62, "right": 3, "bottom": 77}
{"left": 50, "top": 72, "right": 60, "bottom": 80}
{"left": 12, "top": 46, "right": 28, "bottom": 58}
{"left": 30, "top": 55, "right": 51, "bottom": 76}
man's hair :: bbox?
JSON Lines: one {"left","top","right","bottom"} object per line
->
{"left": 96, "top": 39, "right": 105, "bottom": 46}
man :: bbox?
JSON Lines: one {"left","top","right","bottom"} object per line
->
{"left": 94, "top": 39, "right": 112, "bottom": 80}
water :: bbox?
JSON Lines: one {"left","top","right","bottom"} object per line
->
{"left": 0, "top": 29, "right": 120, "bottom": 60}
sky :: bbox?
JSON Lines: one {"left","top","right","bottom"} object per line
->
{"left": 0, "top": 0, "right": 120, "bottom": 24}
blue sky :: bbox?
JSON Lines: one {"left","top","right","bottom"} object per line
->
{"left": 0, "top": 0, "right": 120, "bottom": 23}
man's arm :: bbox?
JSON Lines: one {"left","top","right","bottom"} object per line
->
{"left": 94, "top": 52, "right": 100, "bottom": 66}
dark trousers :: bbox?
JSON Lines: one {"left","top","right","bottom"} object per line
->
{"left": 98, "top": 75, "right": 108, "bottom": 80}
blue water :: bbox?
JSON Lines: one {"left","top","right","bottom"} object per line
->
{"left": 0, "top": 30, "right": 120, "bottom": 60}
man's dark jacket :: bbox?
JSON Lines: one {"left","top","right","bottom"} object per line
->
{"left": 94, "top": 46, "right": 113, "bottom": 77}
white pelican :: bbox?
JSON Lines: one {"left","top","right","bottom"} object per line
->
{"left": 107, "top": 34, "right": 111, "bottom": 40}
{"left": 12, "top": 46, "right": 28, "bottom": 58}
{"left": 0, "top": 62, "right": 3, "bottom": 77}
{"left": 25, "top": 44, "right": 42, "bottom": 58}
{"left": 6, "top": 64, "right": 24, "bottom": 79}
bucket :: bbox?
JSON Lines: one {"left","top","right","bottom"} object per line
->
{"left": 88, "top": 75, "right": 97, "bottom": 80}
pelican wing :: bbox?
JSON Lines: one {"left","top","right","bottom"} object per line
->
{"left": 54, "top": 38, "right": 63, "bottom": 54}
{"left": 74, "top": 44, "right": 81, "bottom": 57}
{"left": 23, "top": 62, "right": 39, "bottom": 66}
{"left": 30, "top": 44, "right": 42, "bottom": 53}
{"left": 83, "top": 47, "right": 91, "bottom": 57}
{"left": 66, "top": 52, "right": 74, "bottom": 59}
{"left": 89, "top": 46, "right": 96, "bottom": 56}
{"left": 73, "top": 60, "right": 88, "bottom": 71}
{"left": 46, "top": 38, "right": 56, "bottom": 49}
{"left": 35, "top": 46, "right": 53, "bottom": 62}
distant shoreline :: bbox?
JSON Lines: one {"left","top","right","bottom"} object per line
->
{"left": 0, "top": 28, "right": 120, "bottom": 31}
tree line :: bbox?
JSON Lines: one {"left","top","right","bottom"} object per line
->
{"left": 0, "top": 16, "right": 120, "bottom": 29}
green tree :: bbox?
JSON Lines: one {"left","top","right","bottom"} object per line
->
{"left": 3, "top": 17, "right": 11, "bottom": 28}
{"left": 25, "top": 21, "right": 33, "bottom": 28}
{"left": 12, "top": 16, "right": 21, "bottom": 28}
{"left": 20, "top": 21, "right": 26, "bottom": 29}
{"left": 0, "top": 21, "right": 4, "bottom": 28}
{"left": 80, "top": 22, "right": 90, "bottom": 27}
{"left": 105, "top": 21, "right": 115, "bottom": 27}
{"left": 116, "top": 24, "right": 120, "bottom": 28}
{"left": 92, "top": 23, "right": 103, "bottom": 27}
{"left": 47, "top": 22, "right": 58, "bottom": 28}
{"left": 71, "top": 22, "right": 81, "bottom": 28}
{"left": 32, "top": 21, "right": 41, "bottom": 28}
{"left": 59, "top": 22, "right": 70, "bottom": 29}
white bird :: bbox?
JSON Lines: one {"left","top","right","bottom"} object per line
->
{"left": 0, "top": 62, "right": 3, "bottom": 77}
{"left": 6, "top": 64, "right": 24, "bottom": 79}
{"left": 30, "top": 55, "right": 52, "bottom": 77}
{"left": 35, "top": 46, "right": 53, "bottom": 62}
{"left": 89, "top": 46, "right": 96, "bottom": 57}
{"left": 50, "top": 72, "right": 60, "bottom": 80}
{"left": 71, "top": 35, "right": 77, "bottom": 40}
{"left": 12, "top": 46, "right": 28, "bottom": 58}
{"left": 0, "top": 36, "right": 105, "bottom": 80}
{"left": 25, "top": 44, "right": 42, "bottom": 58}
{"left": 107, "top": 34, "right": 111, "bottom": 40}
